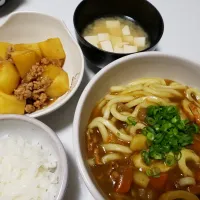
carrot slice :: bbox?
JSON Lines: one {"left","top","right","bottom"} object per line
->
{"left": 115, "top": 167, "right": 133, "bottom": 193}
{"left": 150, "top": 173, "right": 168, "bottom": 190}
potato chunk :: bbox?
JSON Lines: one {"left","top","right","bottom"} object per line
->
{"left": 133, "top": 171, "right": 150, "bottom": 188}
{"left": 13, "top": 43, "right": 42, "bottom": 58}
{"left": 130, "top": 134, "right": 147, "bottom": 151}
{"left": 39, "top": 38, "right": 66, "bottom": 59}
{"left": 0, "top": 42, "right": 10, "bottom": 59}
{"left": 0, "top": 91, "right": 25, "bottom": 114}
{"left": 46, "top": 69, "right": 69, "bottom": 98}
{"left": 11, "top": 50, "right": 40, "bottom": 78}
{"left": 42, "top": 64, "right": 62, "bottom": 80}
{"left": 0, "top": 61, "right": 20, "bottom": 94}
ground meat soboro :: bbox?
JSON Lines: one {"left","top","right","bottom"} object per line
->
{"left": 14, "top": 63, "right": 52, "bottom": 113}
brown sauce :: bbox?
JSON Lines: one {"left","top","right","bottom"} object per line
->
{"left": 85, "top": 79, "right": 200, "bottom": 200}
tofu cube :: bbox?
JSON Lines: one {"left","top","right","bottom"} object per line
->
{"left": 106, "top": 20, "right": 121, "bottom": 29}
{"left": 114, "top": 46, "right": 124, "bottom": 53}
{"left": 100, "top": 40, "right": 113, "bottom": 52}
{"left": 134, "top": 37, "right": 146, "bottom": 47}
{"left": 117, "top": 42, "right": 129, "bottom": 48}
{"left": 84, "top": 36, "right": 99, "bottom": 47}
{"left": 110, "top": 36, "right": 122, "bottom": 47}
{"left": 93, "top": 25, "right": 108, "bottom": 33}
{"left": 108, "top": 27, "right": 122, "bottom": 37}
{"left": 122, "top": 25, "right": 131, "bottom": 35}
{"left": 123, "top": 45, "right": 137, "bottom": 53}
{"left": 123, "top": 36, "right": 134, "bottom": 45}
{"left": 106, "top": 20, "right": 121, "bottom": 37}
{"left": 98, "top": 33, "right": 110, "bottom": 42}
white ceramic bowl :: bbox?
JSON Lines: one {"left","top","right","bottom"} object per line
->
{"left": 0, "top": 11, "right": 84, "bottom": 118}
{"left": 73, "top": 52, "right": 200, "bottom": 200}
{"left": 0, "top": 114, "right": 68, "bottom": 200}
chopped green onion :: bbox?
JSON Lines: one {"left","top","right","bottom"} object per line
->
{"left": 147, "top": 106, "right": 155, "bottom": 116}
{"left": 174, "top": 151, "right": 182, "bottom": 161}
{"left": 171, "top": 116, "right": 178, "bottom": 124}
{"left": 186, "top": 123, "right": 199, "bottom": 134}
{"left": 146, "top": 117, "right": 156, "bottom": 126}
{"left": 165, "top": 154, "right": 176, "bottom": 166}
{"left": 126, "top": 116, "right": 137, "bottom": 126}
{"left": 146, "top": 126, "right": 155, "bottom": 134}
{"left": 146, "top": 169, "right": 152, "bottom": 176}
{"left": 146, "top": 167, "right": 160, "bottom": 177}
{"left": 154, "top": 133, "right": 164, "bottom": 143}
{"left": 183, "top": 119, "right": 190, "bottom": 125}
{"left": 141, "top": 105, "right": 200, "bottom": 166}
{"left": 162, "top": 145, "right": 170, "bottom": 153}
{"left": 142, "top": 150, "right": 151, "bottom": 165}
{"left": 193, "top": 124, "right": 199, "bottom": 133}
{"left": 147, "top": 132, "right": 155, "bottom": 141}
{"left": 151, "top": 167, "right": 161, "bottom": 177}
{"left": 154, "top": 124, "right": 160, "bottom": 131}
{"left": 150, "top": 151, "right": 163, "bottom": 160}
{"left": 142, "top": 128, "right": 148, "bottom": 136}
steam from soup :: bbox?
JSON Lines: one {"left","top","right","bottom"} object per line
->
{"left": 85, "top": 78, "right": 200, "bottom": 200}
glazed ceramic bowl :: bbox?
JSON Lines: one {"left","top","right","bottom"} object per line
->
{"left": 73, "top": 52, "right": 200, "bottom": 199}
{"left": 0, "top": 114, "right": 68, "bottom": 200}
{"left": 73, "top": 0, "right": 164, "bottom": 68}
{"left": 0, "top": 11, "right": 84, "bottom": 118}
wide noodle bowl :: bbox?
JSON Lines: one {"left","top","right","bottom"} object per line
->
{"left": 86, "top": 78, "right": 200, "bottom": 200}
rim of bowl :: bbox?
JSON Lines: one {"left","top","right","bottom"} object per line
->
{"left": 0, "top": 11, "right": 85, "bottom": 118}
{"left": 73, "top": 51, "right": 200, "bottom": 200}
{"left": 73, "top": 0, "right": 164, "bottom": 56}
{"left": 0, "top": 114, "right": 68, "bottom": 200}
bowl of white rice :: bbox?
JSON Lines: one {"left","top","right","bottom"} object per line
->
{"left": 0, "top": 115, "right": 68, "bottom": 200}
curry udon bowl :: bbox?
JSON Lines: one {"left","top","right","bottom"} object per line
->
{"left": 73, "top": 52, "right": 200, "bottom": 200}
{"left": 73, "top": 0, "right": 164, "bottom": 68}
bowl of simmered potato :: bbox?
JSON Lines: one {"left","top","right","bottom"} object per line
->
{"left": 0, "top": 11, "right": 84, "bottom": 117}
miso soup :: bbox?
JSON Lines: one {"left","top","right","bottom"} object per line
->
{"left": 82, "top": 17, "right": 150, "bottom": 54}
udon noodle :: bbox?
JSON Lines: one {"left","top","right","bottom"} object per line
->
{"left": 86, "top": 78, "right": 200, "bottom": 200}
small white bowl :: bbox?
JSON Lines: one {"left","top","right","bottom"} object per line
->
{"left": 0, "top": 114, "right": 68, "bottom": 200}
{"left": 0, "top": 11, "right": 84, "bottom": 118}
{"left": 73, "top": 52, "right": 200, "bottom": 200}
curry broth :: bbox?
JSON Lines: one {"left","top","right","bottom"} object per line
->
{"left": 85, "top": 79, "right": 200, "bottom": 200}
